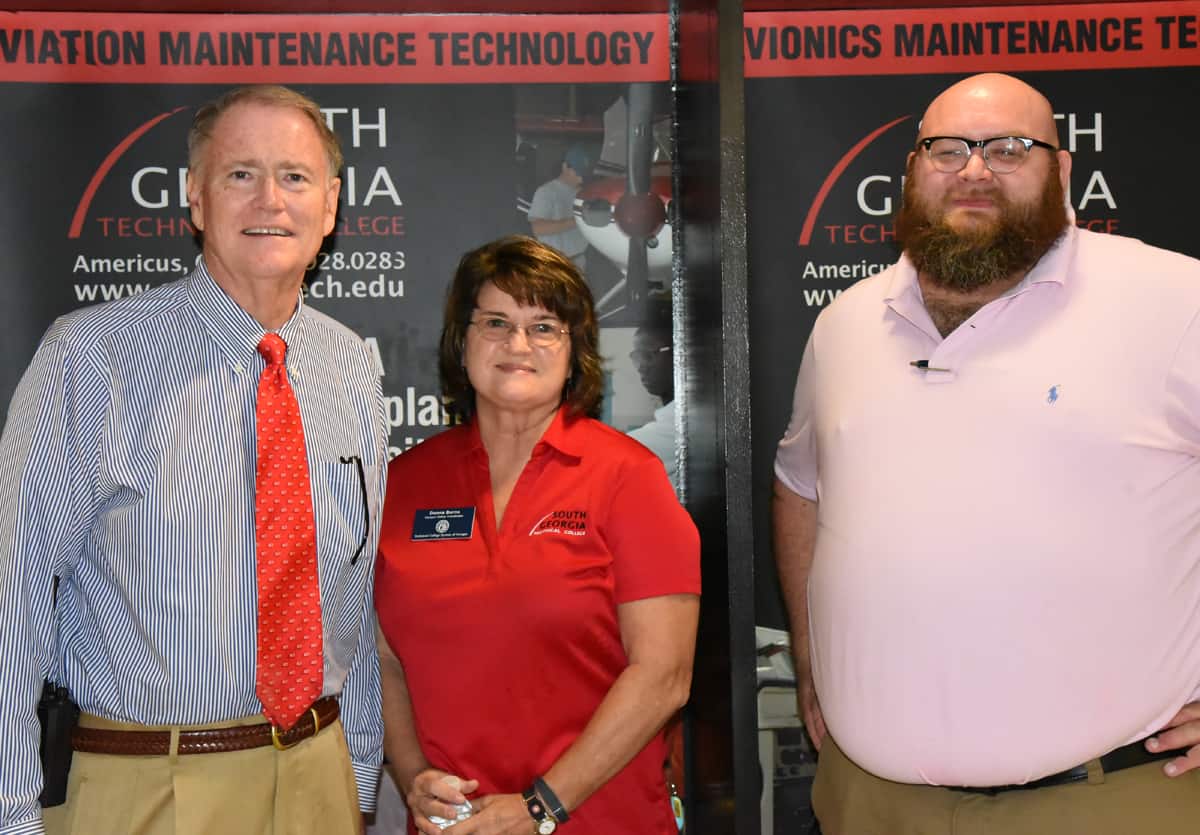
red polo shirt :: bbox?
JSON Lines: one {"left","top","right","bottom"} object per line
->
{"left": 376, "top": 407, "right": 700, "bottom": 834}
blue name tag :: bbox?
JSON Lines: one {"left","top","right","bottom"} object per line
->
{"left": 412, "top": 507, "right": 475, "bottom": 541}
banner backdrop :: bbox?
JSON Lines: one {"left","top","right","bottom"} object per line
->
{"left": 746, "top": 2, "right": 1200, "bottom": 626}
{"left": 0, "top": 13, "right": 673, "bottom": 465}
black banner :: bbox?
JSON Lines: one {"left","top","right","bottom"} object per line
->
{"left": 0, "top": 14, "right": 674, "bottom": 463}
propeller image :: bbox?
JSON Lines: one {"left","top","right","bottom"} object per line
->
{"left": 575, "top": 82, "right": 673, "bottom": 314}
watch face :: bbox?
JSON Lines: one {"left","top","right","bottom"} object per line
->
{"left": 537, "top": 820, "right": 557, "bottom": 835}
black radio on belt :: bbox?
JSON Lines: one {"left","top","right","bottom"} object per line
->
{"left": 37, "top": 679, "right": 79, "bottom": 808}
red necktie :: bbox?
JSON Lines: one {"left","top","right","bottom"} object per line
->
{"left": 254, "top": 333, "right": 323, "bottom": 730}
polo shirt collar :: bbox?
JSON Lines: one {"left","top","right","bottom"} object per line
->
{"left": 882, "top": 253, "right": 934, "bottom": 337}
{"left": 186, "top": 258, "right": 309, "bottom": 373}
{"left": 882, "top": 251, "right": 921, "bottom": 307}
{"left": 464, "top": 404, "right": 585, "bottom": 462}
{"left": 536, "top": 406, "right": 585, "bottom": 461}
{"left": 883, "top": 223, "right": 1079, "bottom": 313}
{"left": 1013, "top": 225, "right": 1076, "bottom": 291}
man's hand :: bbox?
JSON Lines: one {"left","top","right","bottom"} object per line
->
{"left": 772, "top": 481, "right": 823, "bottom": 750}
{"left": 1147, "top": 701, "right": 1200, "bottom": 776}
{"left": 792, "top": 646, "right": 826, "bottom": 752}
{"left": 798, "top": 669, "right": 827, "bottom": 752}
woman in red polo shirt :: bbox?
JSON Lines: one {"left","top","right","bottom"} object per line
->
{"left": 374, "top": 235, "right": 700, "bottom": 835}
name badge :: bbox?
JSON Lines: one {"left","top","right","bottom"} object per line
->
{"left": 412, "top": 507, "right": 475, "bottom": 541}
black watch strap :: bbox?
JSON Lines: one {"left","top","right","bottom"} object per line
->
{"left": 534, "top": 777, "right": 569, "bottom": 822}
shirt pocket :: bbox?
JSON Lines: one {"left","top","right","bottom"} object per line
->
{"left": 312, "top": 457, "right": 370, "bottom": 568}
{"left": 312, "top": 456, "right": 375, "bottom": 654}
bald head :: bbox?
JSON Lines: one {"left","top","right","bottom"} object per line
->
{"left": 920, "top": 73, "right": 1059, "bottom": 147}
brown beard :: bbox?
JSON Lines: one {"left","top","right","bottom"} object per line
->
{"left": 895, "top": 162, "right": 1070, "bottom": 292}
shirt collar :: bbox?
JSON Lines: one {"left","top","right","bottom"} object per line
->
{"left": 186, "top": 259, "right": 309, "bottom": 373}
{"left": 1013, "top": 224, "right": 1076, "bottom": 291}
{"left": 882, "top": 251, "right": 921, "bottom": 306}
{"left": 536, "top": 405, "right": 585, "bottom": 460}
{"left": 884, "top": 224, "right": 1078, "bottom": 305}
{"left": 465, "top": 404, "right": 585, "bottom": 462}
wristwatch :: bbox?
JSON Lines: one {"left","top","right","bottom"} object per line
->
{"left": 522, "top": 787, "right": 558, "bottom": 834}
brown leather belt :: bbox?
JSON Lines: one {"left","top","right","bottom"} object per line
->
{"left": 71, "top": 696, "right": 339, "bottom": 756}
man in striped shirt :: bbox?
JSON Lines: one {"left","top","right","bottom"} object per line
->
{"left": 0, "top": 85, "right": 386, "bottom": 834}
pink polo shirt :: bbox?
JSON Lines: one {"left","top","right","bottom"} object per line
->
{"left": 776, "top": 227, "right": 1200, "bottom": 786}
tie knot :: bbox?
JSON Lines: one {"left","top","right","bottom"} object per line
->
{"left": 258, "top": 333, "right": 287, "bottom": 367}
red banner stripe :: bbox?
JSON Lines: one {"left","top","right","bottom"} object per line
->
{"left": 0, "top": 13, "right": 669, "bottom": 84}
{"left": 745, "top": 2, "right": 1200, "bottom": 77}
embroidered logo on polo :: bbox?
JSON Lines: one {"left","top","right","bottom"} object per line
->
{"left": 529, "top": 510, "right": 588, "bottom": 537}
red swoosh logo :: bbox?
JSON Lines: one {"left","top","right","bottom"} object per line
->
{"left": 68, "top": 107, "right": 189, "bottom": 240}
{"left": 797, "top": 115, "right": 913, "bottom": 247}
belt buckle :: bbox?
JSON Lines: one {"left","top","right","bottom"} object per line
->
{"left": 270, "top": 705, "right": 322, "bottom": 751}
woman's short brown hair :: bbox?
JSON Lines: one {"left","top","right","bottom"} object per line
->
{"left": 439, "top": 235, "right": 603, "bottom": 419}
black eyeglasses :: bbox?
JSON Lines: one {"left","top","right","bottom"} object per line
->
{"left": 918, "top": 136, "right": 1058, "bottom": 174}
{"left": 339, "top": 454, "right": 369, "bottom": 565}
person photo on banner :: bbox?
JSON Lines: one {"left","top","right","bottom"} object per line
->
{"left": 0, "top": 84, "right": 387, "bottom": 834}
{"left": 626, "top": 291, "right": 677, "bottom": 491}
{"left": 374, "top": 235, "right": 699, "bottom": 835}
{"left": 774, "top": 72, "right": 1200, "bottom": 835}
{"left": 528, "top": 145, "right": 592, "bottom": 273}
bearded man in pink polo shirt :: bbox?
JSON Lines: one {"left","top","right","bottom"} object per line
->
{"left": 774, "top": 72, "right": 1200, "bottom": 834}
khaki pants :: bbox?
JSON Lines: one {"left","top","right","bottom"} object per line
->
{"left": 814, "top": 735, "right": 1200, "bottom": 835}
{"left": 44, "top": 711, "right": 361, "bottom": 835}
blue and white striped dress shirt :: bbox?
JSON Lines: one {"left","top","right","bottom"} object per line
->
{"left": 0, "top": 262, "right": 387, "bottom": 834}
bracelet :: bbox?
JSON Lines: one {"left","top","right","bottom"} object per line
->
{"left": 534, "top": 776, "right": 569, "bottom": 822}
